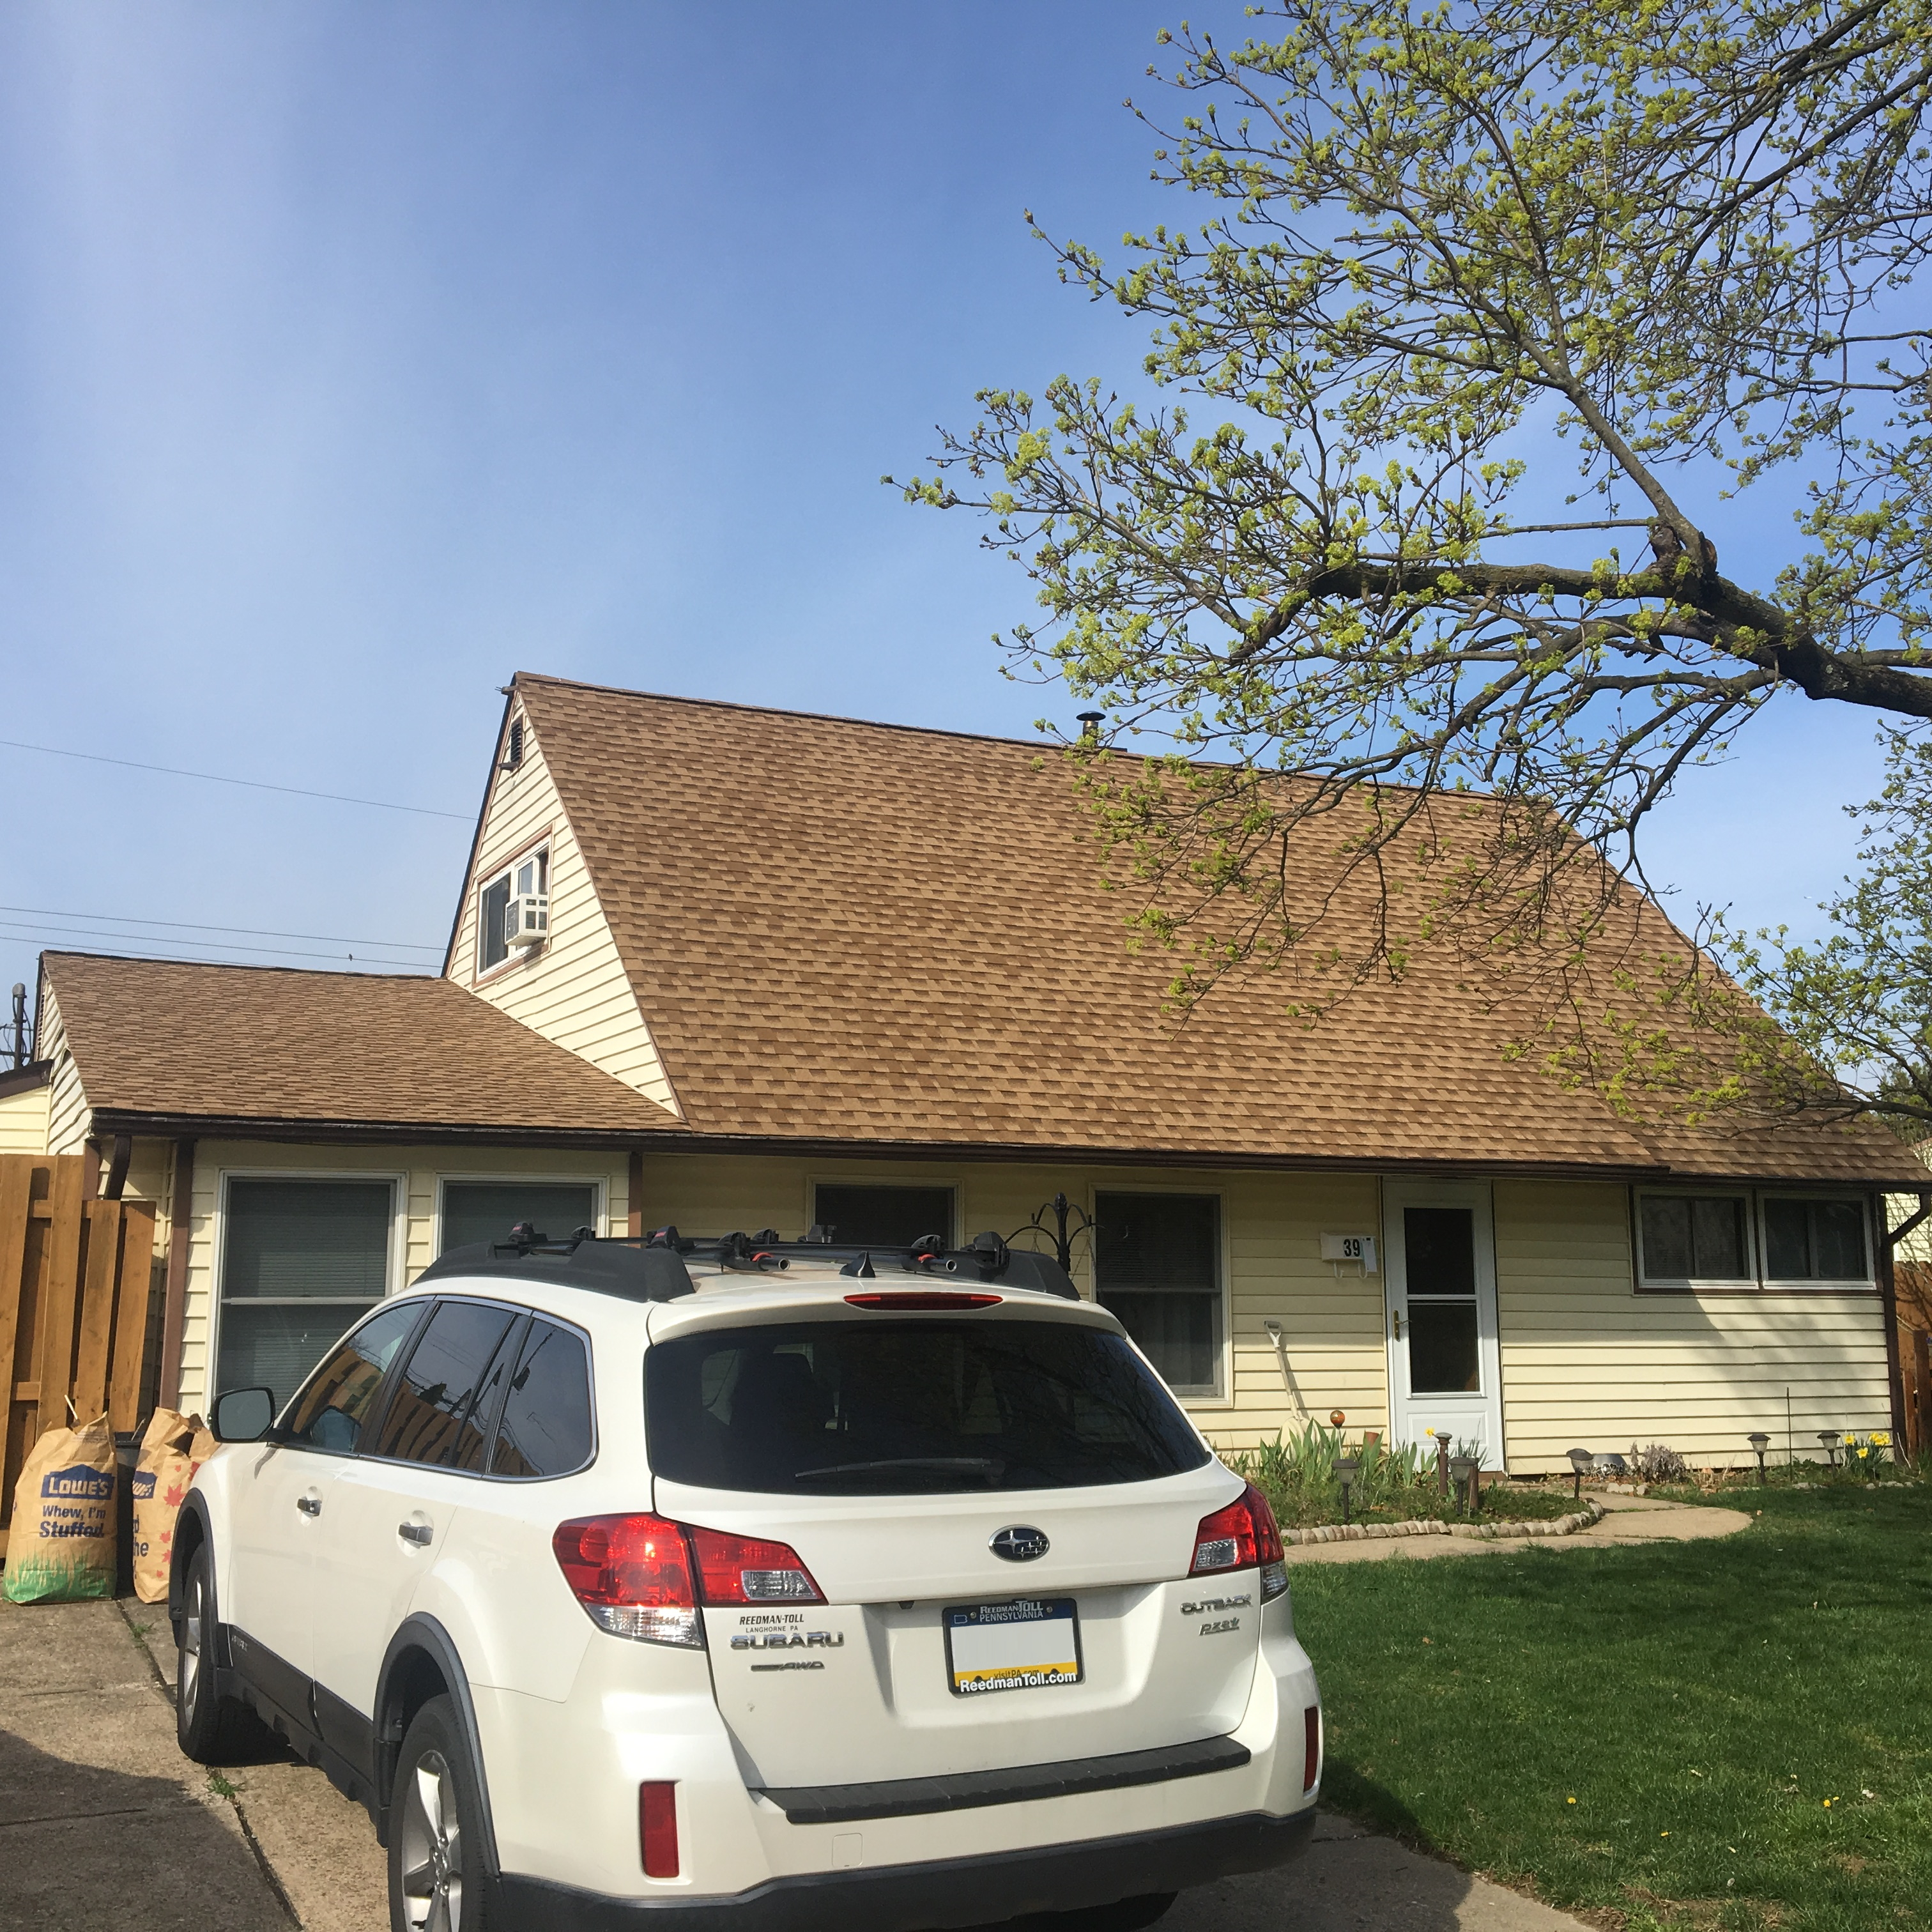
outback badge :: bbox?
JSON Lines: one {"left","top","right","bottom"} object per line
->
{"left": 989, "top": 1524, "right": 1050, "bottom": 1563}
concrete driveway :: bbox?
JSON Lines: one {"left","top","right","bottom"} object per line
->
{"left": 0, "top": 1595, "right": 1593, "bottom": 1932}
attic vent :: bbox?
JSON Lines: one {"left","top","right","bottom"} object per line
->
{"left": 503, "top": 717, "right": 525, "bottom": 770}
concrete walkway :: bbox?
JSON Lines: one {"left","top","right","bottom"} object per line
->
{"left": 1284, "top": 1487, "right": 1753, "bottom": 1565}
{"left": 1, "top": 1593, "right": 1597, "bottom": 1932}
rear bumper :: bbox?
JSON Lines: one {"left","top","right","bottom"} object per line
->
{"left": 487, "top": 1805, "right": 1316, "bottom": 1931}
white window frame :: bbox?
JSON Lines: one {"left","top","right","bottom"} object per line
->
{"left": 1633, "top": 1186, "right": 1759, "bottom": 1292}
{"left": 804, "top": 1173, "right": 960, "bottom": 1247}
{"left": 474, "top": 838, "right": 550, "bottom": 981}
{"left": 208, "top": 1167, "right": 408, "bottom": 1396}
{"left": 1756, "top": 1191, "right": 1876, "bottom": 1291}
{"left": 432, "top": 1171, "right": 609, "bottom": 1261}
{"left": 1089, "top": 1181, "right": 1231, "bottom": 1408}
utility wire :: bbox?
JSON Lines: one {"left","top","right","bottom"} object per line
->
{"left": 0, "top": 737, "right": 471, "bottom": 820}
{"left": 0, "top": 919, "right": 434, "bottom": 969}
{"left": 0, "top": 935, "right": 433, "bottom": 976}
{"left": 0, "top": 903, "right": 442, "bottom": 951}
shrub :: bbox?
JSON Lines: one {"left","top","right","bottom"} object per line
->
{"left": 1630, "top": 1442, "right": 1689, "bottom": 1483}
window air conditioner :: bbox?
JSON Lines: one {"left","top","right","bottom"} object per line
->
{"left": 505, "top": 893, "right": 549, "bottom": 949}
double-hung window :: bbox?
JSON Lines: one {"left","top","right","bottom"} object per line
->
{"left": 1094, "top": 1192, "right": 1223, "bottom": 1396}
{"left": 476, "top": 844, "right": 548, "bottom": 976}
{"left": 215, "top": 1177, "right": 395, "bottom": 1406}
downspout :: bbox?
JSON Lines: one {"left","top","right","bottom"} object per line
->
{"left": 158, "top": 1138, "right": 195, "bottom": 1411}
{"left": 627, "top": 1148, "right": 645, "bottom": 1239}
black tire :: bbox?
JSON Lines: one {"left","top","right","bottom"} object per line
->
{"left": 388, "top": 1694, "right": 489, "bottom": 1932}
{"left": 175, "top": 1542, "right": 272, "bottom": 1763}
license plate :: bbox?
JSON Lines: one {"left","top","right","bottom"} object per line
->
{"left": 944, "top": 1598, "right": 1082, "bottom": 1696}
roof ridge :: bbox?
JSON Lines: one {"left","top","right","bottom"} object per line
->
{"left": 43, "top": 949, "right": 441, "bottom": 986}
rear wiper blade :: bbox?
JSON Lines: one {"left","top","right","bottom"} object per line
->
{"left": 791, "top": 1456, "right": 1004, "bottom": 1481}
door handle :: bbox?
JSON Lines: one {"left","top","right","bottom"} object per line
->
{"left": 398, "top": 1522, "right": 433, "bottom": 1547}
{"left": 1390, "top": 1311, "right": 1403, "bottom": 1340}
{"left": 296, "top": 1494, "right": 322, "bottom": 1517}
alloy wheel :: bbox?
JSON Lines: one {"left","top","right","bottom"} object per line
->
{"left": 179, "top": 1572, "right": 203, "bottom": 1721}
{"left": 399, "top": 1749, "right": 464, "bottom": 1932}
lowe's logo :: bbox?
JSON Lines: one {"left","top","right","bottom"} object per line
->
{"left": 42, "top": 1466, "right": 114, "bottom": 1502}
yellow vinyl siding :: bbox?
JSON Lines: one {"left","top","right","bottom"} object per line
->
{"left": 174, "top": 1140, "right": 632, "bottom": 1413}
{"left": 37, "top": 990, "right": 91, "bottom": 1156}
{"left": 452, "top": 709, "right": 681, "bottom": 1116}
{"left": 634, "top": 1151, "right": 1391, "bottom": 1447}
{"left": 1494, "top": 1179, "right": 1892, "bottom": 1471}
{"left": 0, "top": 1081, "right": 49, "bottom": 1153}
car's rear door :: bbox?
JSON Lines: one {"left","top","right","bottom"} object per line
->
{"left": 645, "top": 1296, "right": 1267, "bottom": 1791}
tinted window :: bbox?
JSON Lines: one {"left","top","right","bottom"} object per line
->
{"left": 1764, "top": 1199, "right": 1869, "bottom": 1281}
{"left": 1641, "top": 1195, "right": 1751, "bottom": 1281}
{"left": 812, "top": 1184, "right": 954, "bottom": 1248}
{"left": 489, "top": 1320, "right": 594, "bottom": 1478}
{"left": 282, "top": 1301, "right": 424, "bottom": 1453}
{"left": 646, "top": 1317, "right": 1211, "bottom": 1496}
{"left": 373, "top": 1300, "right": 520, "bottom": 1469}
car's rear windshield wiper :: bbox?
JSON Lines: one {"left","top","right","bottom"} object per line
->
{"left": 791, "top": 1456, "right": 1005, "bottom": 1481}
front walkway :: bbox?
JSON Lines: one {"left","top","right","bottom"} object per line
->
{"left": 1, "top": 1593, "right": 1598, "bottom": 1932}
{"left": 1284, "top": 1489, "right": 1753, "bottom": 1565}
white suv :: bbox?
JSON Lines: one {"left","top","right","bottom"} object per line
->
{"left": 172, "top": 1228, "right": 1321, "bottom": 1932}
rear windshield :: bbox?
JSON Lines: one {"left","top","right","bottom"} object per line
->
{"left": 645, "top": 1317, "right": 1210, "bottom": 1495}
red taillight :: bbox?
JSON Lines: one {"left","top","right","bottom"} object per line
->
{"left": 843, "top": 1291, "right": 1002, "bottom": 1310}
{"left": 687, "top": 1524, "right": 824, "bottom": 1604}
{"left": 553, "top": 1514, "right": 701, "bottom": 1647}
{"left": 1303, "top": 1705, "right": 1321, "bottom": 1791}
{"left": 554, "top": 1514, "right": 823, "bottom": 1638}
{"left": 1190, "top": 1482, "right": 1285, "bottom": 1577}
{"left": 640, "top": 1782, "right": 679, "bottom": 1878}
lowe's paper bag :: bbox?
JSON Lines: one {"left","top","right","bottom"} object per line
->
{"left": 4, "top": 1413, "right": 118, "bottom": 1603}
{"left": 131, "top": 1407, "right": 215, "bottom": 1605}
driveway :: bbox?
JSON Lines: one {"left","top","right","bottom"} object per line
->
{"left": 0, "top": 1595, "right": 1593, "bottom": 1932}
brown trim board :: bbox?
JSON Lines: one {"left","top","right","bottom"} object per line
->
{"left": 158, "top": 1138, "right": 194, "bottom": 1411}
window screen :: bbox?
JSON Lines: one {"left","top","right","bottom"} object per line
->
{"left": 478, "top": 872, "right": 511, "bottom": 972}
{"left": 489, "top": 1319, "right": 594, "bottom": 1478}
{"left": 281, "top": 1301, "right": 424, "bottom": 1453}
{"left": 1094, "top": 1193, "right": 1221, "bottom": 1393}
{"left": 373, "top": 1300, "right": 522, "bottom": 1469}
{"left": 217, "top": 1178, "right": 394, "bottom": 1402}
{"left": 440, "top": 1182, "right": 597, "bottom": 1254}
{"left": 1639, "top": 1195, "right": 1752, "bottom": 1283}
{"left": 1763, "top": 1199, "right": 1869, "bottom": 1282}
{"left": 811, "top": 1184, "right": 954, "bottom": 1248}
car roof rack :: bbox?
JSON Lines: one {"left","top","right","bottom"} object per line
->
{"left": 415, "top": 1224, "right": 696, "bottom": 1304}
{"left": 645, "top": 1226, "right": 1081, "bottom": 1301}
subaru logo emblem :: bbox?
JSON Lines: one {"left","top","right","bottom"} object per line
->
{"left": 989, "top": 1524, "right": 1049, "bottom": 1563}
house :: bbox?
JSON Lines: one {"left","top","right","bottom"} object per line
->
{"left": 12, "top": 672, "right": 1925, "bottom": 1469}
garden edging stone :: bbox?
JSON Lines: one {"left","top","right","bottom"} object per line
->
{"left": 1284, "top": 1500, "right": 1604, "bottom": 1545}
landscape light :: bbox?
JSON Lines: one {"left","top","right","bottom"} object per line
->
{"left": 1566, "top": 1446, "right": 1593, "bottom": 1501}
{"left": 1335, "top": 1453, "right": 1362, "bottom": 1526}
{"left": 1817, "top": 1430, "right": 1841, "bottom": 1469}
{"left": 1748, "top": 1432, "right": 1770, "bottom": 1483}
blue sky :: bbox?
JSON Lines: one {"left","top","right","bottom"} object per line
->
{"left": 0, "top": 2, "right": 1885, "bottom": 1023}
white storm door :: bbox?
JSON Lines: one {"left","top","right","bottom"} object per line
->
{"left": 1383, "top": 1181, "right": 1505, "bottom": 1467}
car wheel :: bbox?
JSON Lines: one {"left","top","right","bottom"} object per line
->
{"left": 175, "top": 1543, "right": 270, "bottom": 1763}
{"left": 388, "top": 1694, "right": 489, "bottom": 1932}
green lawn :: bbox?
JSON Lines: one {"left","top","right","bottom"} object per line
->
{"left": 1289, "top": 1485, "right": 1932, "bottom": 1931}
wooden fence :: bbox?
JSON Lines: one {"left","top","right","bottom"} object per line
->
{"left": 1897, "top": 1261, "right": 1932, "bottom": 1457}
{"left": 0, "top": 1153, "right": 158, "bottom": 1560}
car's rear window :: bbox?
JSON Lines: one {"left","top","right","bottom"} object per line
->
{"left": 645, "top": 1317, "right": 1210, "bottom": 1494}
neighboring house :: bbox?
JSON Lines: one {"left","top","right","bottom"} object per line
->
{"left": 22, "top": 673, "right": 1928, "bottom": 1469}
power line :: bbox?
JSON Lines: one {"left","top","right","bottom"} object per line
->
{"left": 0, "top": 903, "right": 442, "bottom": 951}
{"left": 0, "top": 919, "right": 435, "bottom": 969}
{"left": 2, "top": 935, "right": 434, "bottom": 976}
{"left": 0, "top": 737, "right": 471, "bottom": 820}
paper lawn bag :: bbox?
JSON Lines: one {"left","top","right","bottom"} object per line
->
{"left": 4, "top": 1413, "right": 118, "bottom": 1604}
{"left": 132, "top": 1407, "right": 216, "bottom": 1605}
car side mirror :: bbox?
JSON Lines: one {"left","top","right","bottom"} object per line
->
{"left": 211, "top": 1386, "right": 277, "bottom": 1443}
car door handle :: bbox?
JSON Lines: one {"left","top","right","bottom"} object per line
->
{"left": 296, "top": 1494, "right": 322, "bottom": 1517}
{"left": 398, "top": 1522, "right": 433, "bottom": 1547}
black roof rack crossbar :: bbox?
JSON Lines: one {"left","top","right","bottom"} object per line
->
{"left": 415, "top": 1229, "right": 696, "bottom": 1303}
{"left": 645, "top": 1227, "right": 1079, "bottom": 1300}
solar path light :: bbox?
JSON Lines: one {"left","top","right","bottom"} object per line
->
{"left": 1817, "top": 1430, "right": 1842, "bottom": 1469}
{"left": 1335, "top": 1453, "right": 1361, "bottom": 1526}
{"left": 1566, "top": 1447, "right": 1593, "bottom": 1501}
{"left": 1450, "top": 1453, "right": 1479, "bottom": 1514}
{"left": 1748, "top": 1432, "right": 1770, "bottom": 1482}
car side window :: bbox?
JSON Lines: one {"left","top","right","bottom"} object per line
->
{"left": 371, "top": 1299, "right": 521, "bottom": 1470}
{"left": 488, "top": 1318, "right": 593, "bottom": 1478}
{"left": 281, "top": 1301, "right": 425, "bottom": 1453}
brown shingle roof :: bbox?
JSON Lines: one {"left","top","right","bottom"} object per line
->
{"left": 44, "top": 953, "right": 679, "bottom": 1141}
{"left": 517, "top": 675, "right": 1919, "bottom": 1184}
